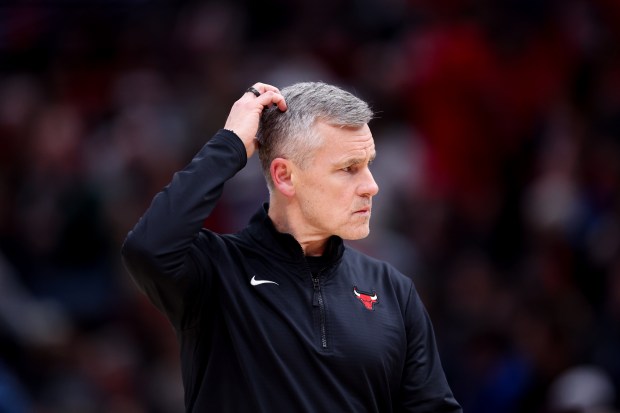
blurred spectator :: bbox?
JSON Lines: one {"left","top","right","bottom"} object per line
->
{"left": 547, "top": 365, "right": 617, "bottom": 413}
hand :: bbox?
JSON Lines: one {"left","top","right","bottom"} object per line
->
{"left": 224, "top": 82, "right": 287, "bottom": 158}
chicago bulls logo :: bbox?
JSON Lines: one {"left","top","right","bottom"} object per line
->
{"left": 353, "top": 286, "right": 378, "bottom": 311}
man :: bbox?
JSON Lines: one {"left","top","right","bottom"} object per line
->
{"left": 122, "top": 81, "right": 462, "bottom": 412}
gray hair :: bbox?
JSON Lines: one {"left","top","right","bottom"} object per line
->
{"left": 257, "top": 81, "right": 373, "bottom": 190}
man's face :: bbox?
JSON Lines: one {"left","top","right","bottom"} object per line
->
{"left": 292, "top": 122, "right": 379, "bottom": 241}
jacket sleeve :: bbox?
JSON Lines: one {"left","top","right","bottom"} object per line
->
{"left": 399, "top": 283, "right": 462, "bottom": 412}
{"left": 120, "top": 129, "right": 247, "bottom": 328}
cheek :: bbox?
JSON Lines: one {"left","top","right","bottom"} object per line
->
{"left": 300, "top": 173, "right": 354, "bottom": 213}
{"left": 319, "top": 184, "right": 351, "bottom": 211}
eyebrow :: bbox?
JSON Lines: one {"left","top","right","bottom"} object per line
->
{"left": 338, "top": 152, "right": 377, "bottom": 166}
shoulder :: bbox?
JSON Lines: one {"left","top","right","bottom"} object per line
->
{"left": 341, "top": 245, "right": 416, "bottom": 311}
{"left": 342, "top": 245, "right": 413, "bottom": 285}
{"left": 179, "top": 229, "right": 245, "bottom": 270}
{"left": 194, "top": 228, "right": 249, "bottom": 254}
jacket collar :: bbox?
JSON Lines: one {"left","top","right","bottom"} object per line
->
{"left": 245, "top": 203, "right": 344, "bottom": 266}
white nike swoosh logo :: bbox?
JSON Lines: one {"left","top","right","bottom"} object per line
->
{"left": 250, "top": 275, "right": 279, "bottom": 286}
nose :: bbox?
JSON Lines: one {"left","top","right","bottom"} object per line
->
{"left": 359, "top": 168, "right": 379, "bottom": 197}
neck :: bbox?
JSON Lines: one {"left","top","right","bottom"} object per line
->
{"left": 268, "top": 197, "right": 328, "bottom": 257}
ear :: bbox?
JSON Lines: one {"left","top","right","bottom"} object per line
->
{"left": 270, "top": 158, "right": 295, "bottom": 197}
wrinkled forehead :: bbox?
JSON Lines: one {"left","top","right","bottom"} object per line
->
{"left": 313, "top": 122, "right": 375, "bottom": 157}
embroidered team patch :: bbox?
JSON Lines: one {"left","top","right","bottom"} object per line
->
{"left": 353, "top": 286, "right": 378, "bottom": 310}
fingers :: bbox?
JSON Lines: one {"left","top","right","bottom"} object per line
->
{"left": 250, "top": 82, "right": 281, "bottom": 95}
{"left": 223, "top": 82, "right": 287, "bottom": 158}
{"left": 245, "top": 82, "right": 288, "bottom": 112}
{"left": 257, "top": 91, "right": 287, "bottom": 112}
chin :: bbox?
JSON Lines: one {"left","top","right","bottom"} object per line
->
{"left": 341, "top": 227, "right": 371, "bottom": 241}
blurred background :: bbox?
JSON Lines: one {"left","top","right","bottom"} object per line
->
{"left": 1, "top": 0, "right": 619, "bottom": 412}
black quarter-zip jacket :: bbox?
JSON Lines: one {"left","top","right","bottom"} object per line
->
{"left": 121, "top": 129, "right": 462, "bottom": 413}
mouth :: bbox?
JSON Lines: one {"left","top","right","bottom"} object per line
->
{"left": 354, "top": 206, "right": 371, "bottom": 215}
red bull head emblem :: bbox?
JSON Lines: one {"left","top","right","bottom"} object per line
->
{"left": 353, "top": 286, "right": 378, "bottom": 311}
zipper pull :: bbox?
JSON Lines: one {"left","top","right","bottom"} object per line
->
{"left": 312, "top": 276, "right": 320, "bottom": 307}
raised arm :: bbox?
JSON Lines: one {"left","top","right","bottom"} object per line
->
{"left": 120, "top": 83, "right": 286, "bottom": 325}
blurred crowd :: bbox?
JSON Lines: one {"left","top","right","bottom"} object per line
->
{"left": 1, "top": 0, "right": 620, "bottom": 412}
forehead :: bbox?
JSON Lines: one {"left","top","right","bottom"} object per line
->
{"left": 313, "top": 122, "right": 375, "bottom": 160}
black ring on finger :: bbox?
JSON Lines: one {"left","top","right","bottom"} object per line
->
{"left": 246, "top": 86, "right": 261, "bottom": 97}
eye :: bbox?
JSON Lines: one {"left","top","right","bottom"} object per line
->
{"left": 341, "top": 166, "right": 353, "bottom": 172}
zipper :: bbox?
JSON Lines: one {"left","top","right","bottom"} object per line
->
{"left": 311, "top": 273, "right": 328, "bottom": 349}
{"left": 297, "top": 241, "right": 329, "bottom": 351}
